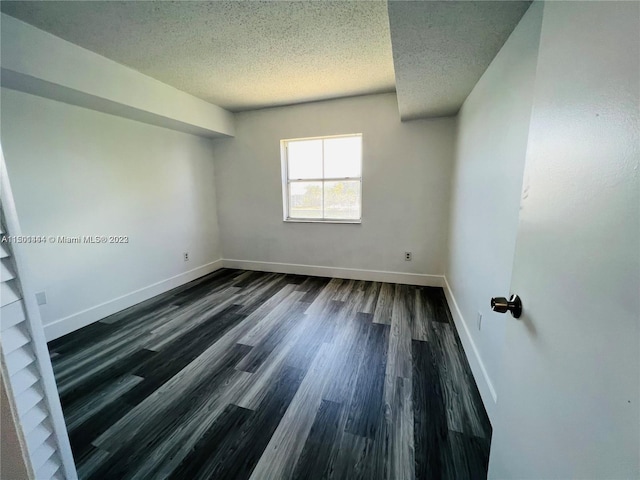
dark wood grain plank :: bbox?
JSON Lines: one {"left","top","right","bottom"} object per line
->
{"left": 328, "top": 432, "right": 371, "bottom": 480}
{"left": 386, "top": 283, "right": 413, "bottom": 381}
{"left": 89, "top": 343, "right": 252, "bottom": 478}
{"left": 412, "top": 339, "right": 447, "bottom": 480}
{"left": 300, "top": 276, "right": 332, "bottom": 303}
{"left": 92, "top": 343, "right": 252, "bottom": 454}
{"left": 236, "top": 274, "right": 291, "bottom": 315}
{"left": 305, "top": 278, "right": 344, "bottom": 316}
{"left": 372, "top": 282, "right": 394, "bottom": 325}
{"left": 207, "top": 365, "right": 307, "bottom": 480}
{"left": 292, "top": 400, "right": 344, "bottom": 480}
{"left": 389, "top": 376, "right": 415, "bottom": 480}
{"left": 68, "top": 398, "right": 133, "bottom": 461}
{"left": 333, "top": 279, "right": 355, "bottom": 302}
{"left": 237, "top": 288, "right": 306, "bottom": 347}
{"left": 58, "top": 348, "right": 157, "bottom": 408}
{"left": 284, "top": 273, "right": 308, "bottom": 285}
{"left": 323, "top": 312, "right": 371, "bottom": 403}
{"left": 74, "top": 445, "right": 111, "bottom": 480}
{"left": 431, "top": 322, "right": 491, "bottom": 439}
{"left": 360, "top": 281, "right": 382, "bottom": 315}
{"left": 65, "top": 375, "right": 143, "bottom": 431}
{"left": 236, "top": 301, "right": 306, "bottom": 373}
{"left": 166, "top": 404, "right": 254, "bottom": 480}
{"left": 421, "top": 286, "right": 452, "bottom": 324}
{"left": 412, "top": 287, "right": 433, "bottom": 341}
{"left": 442, "top": 431, "right": 491, "bottom": 480}
{"left": 48, "top": 320, "right": 118, "bottom": 356}
{"left": 285, "top": 300, "right": 343, "bottom": 371}
{"left": 345, "top": 322, "right": 389, "bottom": 438}
{"left": 249, "top": 343, "right": 336, "bottom": 480}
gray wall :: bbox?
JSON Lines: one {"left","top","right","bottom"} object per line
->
{"left": 1, "top": 88, "right": 223, "bottom": 338}
{"left": 212, "top": 93, "right": 455, "bottom": 276}
{"left": 445, "top": 2, "right": 543, "bottom": 419}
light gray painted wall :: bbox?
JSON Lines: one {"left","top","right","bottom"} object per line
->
{"left": 212, "top": 93, "right": 455, "bottom": 275}
{"left": 0, "top": 88, "right": 222, "bottom": 333}
{"left": 445, "top": 3, "right": 543, "bottom": 419}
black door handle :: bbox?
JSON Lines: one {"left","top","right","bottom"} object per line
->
{"left": 491, "top": 294, "right": 522, "bottom": 318}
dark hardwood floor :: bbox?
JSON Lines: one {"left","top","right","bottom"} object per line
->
{"left": 48, "top": 269, "right": 492, "bottom": 479}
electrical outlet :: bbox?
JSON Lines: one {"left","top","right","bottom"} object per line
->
{"left": 183, "top": 252, "right": 189, "bottom": 262}
{"left": 35, "top": 291, "right": 47, "bottom": 306}
{"left": 405, "top": 251, "right": 412, "bottom": 261}
{"left": 477, "top": 311, "right": 482, "bottom": 331}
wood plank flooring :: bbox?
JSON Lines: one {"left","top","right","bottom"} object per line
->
{"left": 48, "top": 269, "right": 492, "bottom": 480}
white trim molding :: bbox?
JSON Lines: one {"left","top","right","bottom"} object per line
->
{"left": 44, "top": 259, "right": 224, "bottom": 341}
{"left": 223, "top": 259, "right": 444, "bottom": 287}
{"left": 442, "top": 275, "right": 498, "bottom": 421}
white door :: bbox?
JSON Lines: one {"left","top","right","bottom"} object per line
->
{"left": 488, "top": 2, "right": 639, "bottom": 479}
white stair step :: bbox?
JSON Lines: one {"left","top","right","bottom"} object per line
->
{"left": 1, "top": 300, "right": 26, "bottom": 331}
{"left": 0, "top": 243, "right": 9, "bottom": 259}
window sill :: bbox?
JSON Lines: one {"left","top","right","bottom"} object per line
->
{"left": 284, "top": 218, "right": 362, "bottom": 224}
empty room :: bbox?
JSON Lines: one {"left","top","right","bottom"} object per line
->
{"left": 0, "top": 1, "right": 638, "bottom": 479}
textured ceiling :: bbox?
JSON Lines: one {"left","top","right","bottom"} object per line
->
{"left": 2, "top": 1, "right": 531, "bottom": 117}
{"left": 1, "top": 1, "right": 396, "bottom": 112}
{"left": 388, "top": 1, "right": 531, "bottom": 119}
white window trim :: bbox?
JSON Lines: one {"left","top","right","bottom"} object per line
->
{"left": 281, "top": 133, "right": 363, "bottom": 224}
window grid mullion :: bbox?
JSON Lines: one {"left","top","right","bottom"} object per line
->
{"left": 321, "top": 138, "right": 325, "bottom": 220}
{"left": 285, "top": 143, "right": 290, "bottom": 219}
{"left": 287, "top": 177, "right": 361, "bottom": 182}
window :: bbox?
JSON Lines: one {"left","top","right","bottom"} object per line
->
{"left": 281, "top": 134, "right": 362, "bottom": 223}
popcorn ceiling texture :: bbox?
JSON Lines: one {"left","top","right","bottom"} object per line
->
{"left": 1, "top": 1, "right": 395, "bottom": 112}
{"left": 388, "top": 0, "right": 531, "bottom": 119}
{"left": 2, "top": 1, "right": 530, "bottom": 118}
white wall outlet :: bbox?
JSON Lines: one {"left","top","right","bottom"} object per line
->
{"left": 35, "top": 291, "right": 47, "bottom": 306}
{"left": 183, "top": 252, "right": 189, "bottom": 262}
{"left": 405, "top": 251, "right": 412, "bottom": 261}
{"left": 477, "top": 311, "right": 483, "bottom": 330}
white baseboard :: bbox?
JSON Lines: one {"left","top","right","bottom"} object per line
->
{"left": 442, "top": 275, "right": 497, "bottom": 422}
{"left": 222, "top": 259, "right": 444, "bottom": 287}
{"left": 44, "top": 259, "right": 224, "bottom": 341}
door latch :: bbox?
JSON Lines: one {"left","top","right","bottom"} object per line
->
{"left": 490, "top": 294, "right": 522, "bottom": 318}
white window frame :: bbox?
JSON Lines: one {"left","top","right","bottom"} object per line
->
{"left": 280, "top": 133, "right": 363, "bottom": 224}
